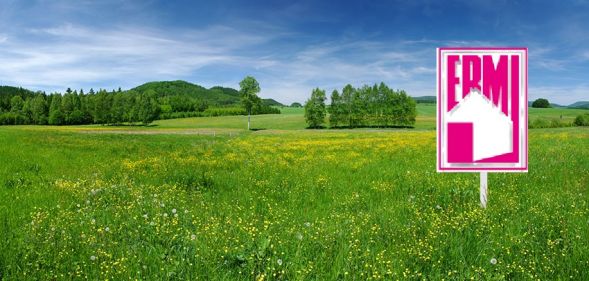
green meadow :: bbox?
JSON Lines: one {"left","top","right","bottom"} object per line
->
{"left": 0, "top": 105, "right": 588, "bottom": 280}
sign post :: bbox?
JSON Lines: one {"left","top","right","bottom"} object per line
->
{"left": 480, "top": 172, "right": 487, "bottom": 208}
{"left": 437, "top": 47, "right": 528, "bottom": 208}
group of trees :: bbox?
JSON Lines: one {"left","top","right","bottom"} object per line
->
{"left": 0, "top": 88, "right": 160, "bottom": 125}
{"left": 304, "top": 82, "right": 417, "bottom": 128}
{"left": 0, "top": 77, "right": 280, "bottom": 126}
{"left": 532, "top": 98, "right": 551, "bottom": 108}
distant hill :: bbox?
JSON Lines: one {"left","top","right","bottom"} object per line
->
{"left": 0, "top": 86, "right": 41, "bottom": 111}
{"left": 262, "top": 98, "right": 284, "bottom": 107}
{"left": 132, "top": 81, "right": 240, "bottom": 106}
{"left": 132, "top": 81, "right": 285, "bottom": 107}
{"left": 568, "top": 101, "right": 589, "bottom": 109}
{"left": 412, "top": 96, "right": 436, "bottom": 103}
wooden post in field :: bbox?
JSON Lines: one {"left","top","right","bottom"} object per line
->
{"left": 480, "top": 172, "right": 488, "bottom": 208}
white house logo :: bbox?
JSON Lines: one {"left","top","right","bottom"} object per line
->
{"left": 437, "top": 48, "right": 528, "bottom": 172}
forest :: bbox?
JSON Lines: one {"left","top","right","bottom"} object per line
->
{"left": 0, "top": 81, "right": 280, "bottom": 125}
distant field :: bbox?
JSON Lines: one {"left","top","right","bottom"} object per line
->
{"left": 150, "top": 104, "right": 584, "bottom": 131}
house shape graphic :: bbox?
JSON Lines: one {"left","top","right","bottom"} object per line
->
{"left": 447, "top": 89, "right": 513, "bottom": 162}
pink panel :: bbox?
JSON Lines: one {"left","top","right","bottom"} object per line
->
{"left": 447, "top": 122, "right": 473, "bottom": 163}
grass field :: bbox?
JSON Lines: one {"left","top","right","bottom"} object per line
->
{"left": 0, "top": 106, "right": 588, "bottom": 280}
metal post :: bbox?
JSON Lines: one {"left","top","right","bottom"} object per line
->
{"left": 480, "top": 172, "right": 488, "bottom": 208}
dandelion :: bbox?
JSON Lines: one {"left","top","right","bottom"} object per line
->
{"left": 143, "top": 214, "right": 148, "bottom": 219}
{"left": 160, "top": 203, "right": 165, "bottom": 207}
{"left": 163, "top": 213, "right": 168, "bottom": 217}
{"left": 490, "top": 258, "right": 497, "bottom": 265}
{"left": 277, "top": 259, "right": 283, "bottom": 266}
{"left": 172, "top": 209, "right": 177, "bottom": 214}
{"left": 105, "top": 227, "right": 110, "bottom": 232}
{"left": 91, "top": 219, "right": 96, "bottom": 224}
{"left": 296, "top": 233, "right": 303, "bottom": 241}
{"left": 304, "top": 222, "right": 311, "bottom": 227}
{"left": 191, "top": 234, "right": 196, "bottom": 240}
{"left": 90, "top": 255, "right": 96, "bottom": 261}
{"left": 435, "top": 205, "right": 442, "bottom": 210}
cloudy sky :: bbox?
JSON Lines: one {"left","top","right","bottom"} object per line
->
{"left": 0, "top": 0, "right": 588, "bottom": 105}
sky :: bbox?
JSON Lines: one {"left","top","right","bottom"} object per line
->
{"left": 0, "top": 0, "right": 588, "bottom": 105}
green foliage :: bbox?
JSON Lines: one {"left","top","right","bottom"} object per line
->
{"left": 133, "top": 80, "right": 238, "bottom": 106}
{"left": 239, "top": 76, "right": 261, "bottom": 115}
{"left": 574, "top": 113, "right": 589, "bottom": 126}
{"left": 290, "top": 102, "right": 302, "bottom": 108}
{"left": 326, "top": 82, "right": 416, "bottom": 128}
{"left": 239, "top": 76, "right": 262, "bottom": 130}
{"left": 529, "top": 118, "right": 572, "bottom": 128}
{"left": 304, "top": 88, "right": 327, "bottom": 128}
{"left": 0, "top": 81, "right": 280, "bottom": 126}
{"left": 262, "top": 98, "right": 284, "bottom": 107}
{"left": 10, "top": 96, "right": 24, "bottom": 113}
{"left": 532, "top": 98, "right": 551, "bottom": 108}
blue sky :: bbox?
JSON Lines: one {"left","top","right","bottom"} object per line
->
{"left": 0, "top": 0, "right": 588, "bottom": 105}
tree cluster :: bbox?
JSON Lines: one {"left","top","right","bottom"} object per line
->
{"left": 0, "top": 88, "right": 160, "bottom": 125}
{"left": 0, "top": 80, "right": 280, "bottom": 126}
{"left": 531, "top": 98, "right": 551, "bottom": 108}
{"left": 304, "top": 82, "right": 416, "bottom": 128}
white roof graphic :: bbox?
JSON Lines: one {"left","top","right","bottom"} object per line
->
{"left": 447, "top": 90, "right": 513, "bottom": 161}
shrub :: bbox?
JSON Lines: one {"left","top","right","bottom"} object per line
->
{"left": 574, "top": 114, "right": 589, "bottom": 126}
{"left": 532, "top": 98, "right": 551, "bottom": 108}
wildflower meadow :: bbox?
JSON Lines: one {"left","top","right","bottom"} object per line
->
{"left": 0, "top": 109, "right": 587, "bottom": 279}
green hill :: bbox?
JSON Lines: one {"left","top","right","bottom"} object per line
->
{"left": 132, "top": 81, "right": 240, "bottom": 106}
{"left": 132, "top": 81, "right": 284, "bottom": 107}
{"left": 0, "top": 86, "right": 40, "bottom": 111}
{"left": 412, "top": 96, "right": 436, "bottom": 103}
{"left": 262, "top": 98, "right": 284, "bottom": 107}
{"left": 569, "top": 101, "right": 589, "bottom": 109}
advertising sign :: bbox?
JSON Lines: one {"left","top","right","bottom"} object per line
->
{"left": 437, "top": 48, "right": 528, "bottom": 172}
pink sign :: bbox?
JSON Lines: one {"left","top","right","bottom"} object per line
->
{"left": 437, "top": 48, "right": 528, "bottom": 172}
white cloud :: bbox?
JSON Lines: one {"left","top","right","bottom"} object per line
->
{"left": 530, "top": 85, "right": 589, "bottom": 105}
{"left": 0, "top": 23, "right": 273, "bottom": 91}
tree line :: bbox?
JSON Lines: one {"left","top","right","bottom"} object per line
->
{"left": 0, "top": 88, "right": 161, "bottom": 125}
{"left": 304, "top": 82, "right": 417, "bottom": 128}
{"left": 0, "top": 82, "right": 280, "bottom": 126}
